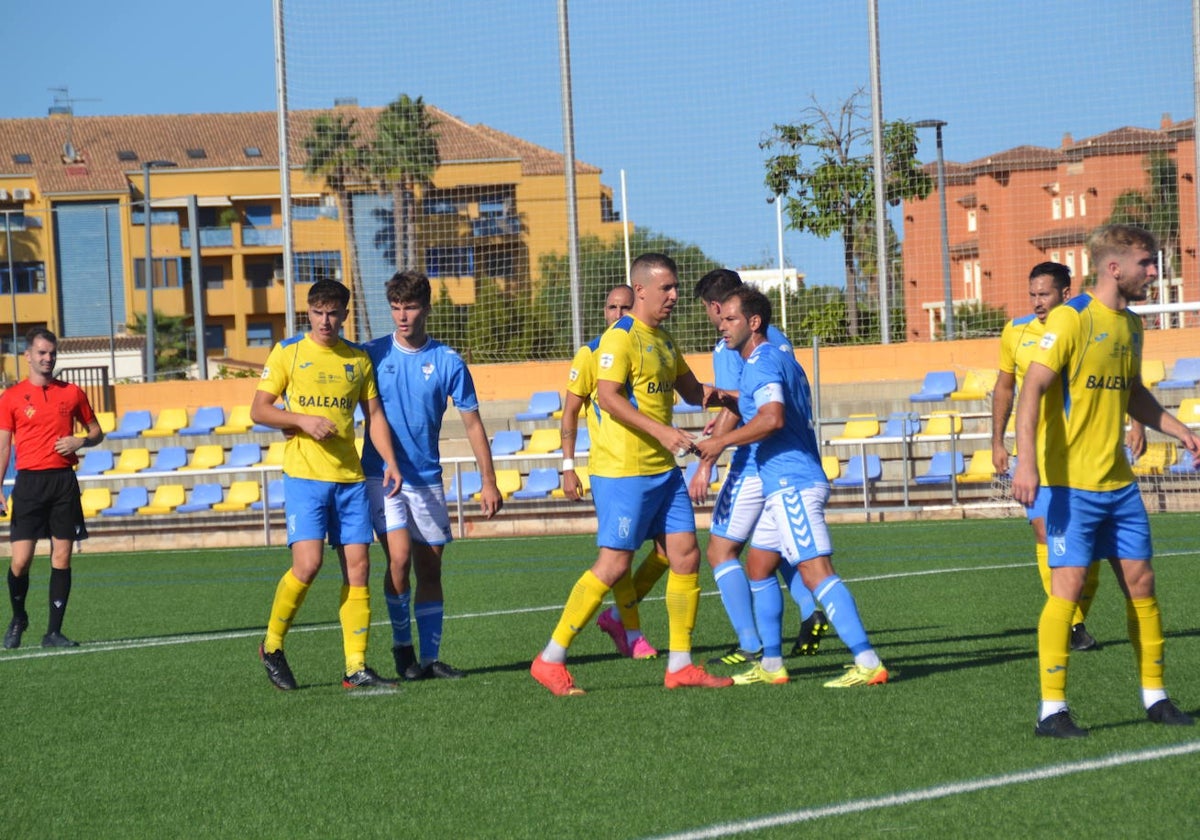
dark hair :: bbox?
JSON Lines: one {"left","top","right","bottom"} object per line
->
{"left": 630, "top": 252, "right": 678, "bottom": 278}
{"left": 694, "top": 268, "right": 743, "bottom": 302}
{"left": 722, "top": 286, "right": 771, "bottom": 333}
{"left": 1028, "top": 261, "right": 1071, "bottom": 292}
{"left": 385, "top": 270, "right": 432, "bottom": 308}
{"left": 25, "top": 326, "right": 57, "bottom": 347}
{"left": 307, "top": 278, "right": 350, "bottom": 309}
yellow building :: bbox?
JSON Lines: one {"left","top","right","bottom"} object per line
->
{"left": 0, "top": 104, "right": 624, "bottom": 380}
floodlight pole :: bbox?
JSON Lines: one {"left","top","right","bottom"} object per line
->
{"left": 914, "top": 120, "right": 952, "bottom": 340}
{"left": 3, "top": 211, "right": 17, "bottom": 379}
{"left": 142, "top": 160, "right": 177, "bottom": 382}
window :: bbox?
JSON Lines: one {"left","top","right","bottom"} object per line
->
{"left": 245, "top": 261, "right": 277, "bottom": 288}
{"left": 201, "top": 263, "right": 225, "bottom": 289}
{"left": 131, "top": 209, "right": 180, "bottom": 226}
{"left": 1065, "top": 250, "right": 1076, "bottom": 274}
{"left": 203, "top": 324, "right": 226, "bottom": 352}
{"left": 1064, "top": 195, "right": 1075, "bottom": 219}
{"left": 423, "top": 194, "right": 460, "bottom": 215}
{"left": 0, "top": 262, "right": 46, "bottom": 294}
{"left": 1081, "top": 250, "right": 1090, "bottom": 277}
{"left": 294, "top": 251, "right": 342, "bottom": 284}
{"left": 246, "top": 322, "right": 273, "bottom": 347}
{"left": 244, "top": 205, "right": 273, "bottom": 227}
{"left": 244, "top": 147, "right": 262, "bottom": 158}
{"left": 1079, "top": 193, "right": 1087, "bottom": 217}
{"left": 133, "top": 257, "right": 183, "bottom": 289}
{"left": 12, "top": 153, "right": 32, "bottom": 165}
{"left": 1051, "top": 197, "right": 1062, "bottom": 220}
{"left": 186, "top": 148, "right": 207, "bottom": 160}
{"left": 966, "top": 209, "right": 977, "bottom": 233}
{"left": 116, "top": 150, "right": 138, "bottom": 162}
{"left": 425, "top": 247, "right": 474, "bottom": 277}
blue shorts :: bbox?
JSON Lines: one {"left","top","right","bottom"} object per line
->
{"left": 1025, "top": 486, "right": 1051, "bottom": 523}
{"left": 592, "top": 469, "right": 695, "bottom": 551}
{"left": 1044, "top": 483, "right": 1152, "bottom": 568}
{"left": 283, "top": 475, "right": 373, "bottom": 547}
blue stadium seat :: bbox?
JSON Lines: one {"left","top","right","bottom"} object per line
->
{"left": 76, "top": 449, "right": 115, "bottom": 476}
{"left": 107, "top": 410, "right": 153, "bottom": 440}
{"left": 250, "top": 479, "right": 285, "bottom": 511}
{"left": 515, "top": 391, "right": 561, "bottom": 422}
{"left": 179, "top": 406, "right": 226, "bottom": 436}
{"left": 512, "top": 467, "right": 560, "bottom": 500}
{"left": 101, "top": 486, "right": 149, "bottom": 516}
{"left": 490, "top": 430, "right": 524, "bottom": 456}
{"left": 227, "top": 443, "right": 263, "bottom": 469}
{"left": 832, "top": 455, "right": 882, "bottom": 487}
{"left": 446, "top": 471, "right": 483, "bottom": 503}
{"left": 146, "top": 446, "right": 188, "bottom": 473}
{"left": 910, "top": 371, "right": 958, "bottom": 402}
{"left": 1169, "top": 447, "right": 1199, "bottom": 474}
{"left": 176, "top": 483, "right": 225, "bottom": 513}
{"left": 881, "top": 411, "right": 921, "bottom": 438}
{"left": 1156, "top": 356, "right": 1200, "bottom": 390}
{"left": 914, "top": 450, "right": 966, "bottom": 484}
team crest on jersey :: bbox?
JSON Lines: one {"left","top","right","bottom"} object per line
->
{"left": 343, "top": 363, "right": 357, "bottom": 382}
{"left": 1039, "top": 332, "right": 1057, "bottom": 350}
{"left": 421, "top": 362, "right": 434, "bottom": 381}
{"left": 568, "top": 368, "right": 580, "bottom": 382}
{"left": 618, "top": 516, "right": 631, "bottom": 539}
{"left": 260, "top": 365, "right": 271, "bottom": 379}
{"left": 599, "top": 353, "right": 614, "bottom": 369}
{"left": 23, "top": 405, "right": 35, "bottom": 419}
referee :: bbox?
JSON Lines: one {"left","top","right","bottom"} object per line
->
{"left": 0, "top": 328, "right": 104, "bottom": 649}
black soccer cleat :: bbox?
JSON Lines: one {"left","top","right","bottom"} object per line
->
{"left": 706, "top": 646, "right": 762, "bottom": 666}
{"left": 1034, "top": 709, "right": 1089, "bottom": 739}
{"left": 393, "top": 644, "right": 417, "bottom": 679}
{"left": 342, "top": 667, "right": 398, "bottom": 690}
{"left": 4, "top": 616, "right": 28, "bottom": 650}
{"left": 1069, "top": 623, "right": 1098, "bottom": 652}
{"left": 259, "top": 643, "right": 298, "bottom": 691}
{"left": 1147, "top": 699, "right": 1195, "bottom": 726}
{"left": 41, "top": 631, "right": 79, "bottom": 648}
{"left": 791, "top": 609, "right": 830, "bottom": 657}
{"left": 423, "top": 660, "right": 466, "bottom": 680}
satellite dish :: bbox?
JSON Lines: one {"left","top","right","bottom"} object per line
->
{"left": 62, "top": 141, "right": 77, "bottom": 163}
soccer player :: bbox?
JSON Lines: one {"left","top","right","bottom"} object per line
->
{"left": 362, "top": 270, "right": 503, "bottom": 681}
{"left": 689, "top": 269, "right": 827, "bottom": 665}
{"left": 252, "top": 279, "right": 403, "bottom": 691}
{"left": 1012, "top": 224, "right": 1198, "bottom": 738}
{"left": 531, "top": 252, "right": 733, "bottom": 695}
{"left": 696, "top": 287, "right": 888, "bottom": 688}
{"left": 0, "top": 328, "right": 104, "bottom": 649}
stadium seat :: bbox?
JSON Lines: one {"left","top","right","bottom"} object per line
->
{"left": 353, "top": 402, "right": 365, "bottom": 426}
{"left": 910, "top": 370, "right": 958, "bottom": 402}
{"left": 1141, "top": 359, "right": 1167, "bottom": 388}
{"left": 101, "top": 486, "right": 149, "bottom": 516}
{"left": 141, "top": 408, "right": 189, "bottom": 438}
{"left": 250, "top": 479, "right": 285, "bottom": 511}
{"left": 576, "top": 427, "right": 591, "bottom": 454}
{"left": 490, "top": 430, "right": 524, "bottom": 457}
{"left": 1157, "top": 356, "right": 1200, "bottom": 390}
{"left": 518, "top": 428, "right": 561, "bottom": 456}
{"left": 79, "top": 487, "right": 112, "bottom": 518}
{"left": 832, "top": 413, "right": 880, "bottom": 441}
{"left": 258, "top": 440, "right": 286, "bottom": 467}
{"left": 179, "top": 406, "right": 225, "bottom": 436}
{"left": 957, "top": 449, "right": 996, "bottom": 484}
{"left": 107, "top": 409, "right": 153, "bottom": 440}
{"left": 81, "top": 411, "right": 117, "bottom": 437}
{"left": 213, "top": 480, "right": 260, "bottom": 512}
{"left": 180, "top": 444, "right": 225, "bottom": 472}
{"left": 1169, "top": 446, "right": 1199, "bottom": 474}
{"left": 915, "top": 450, "right": 966, "bottom": 484}
{"left": 137, "top": 483, "right": 186, "bottom": 515}
{"left": 916, "top": 411, "right": 963, "bottom": 439}
{"left": 1131, "top": 442, "right": 1176, "bottom": 476}
{"left": 832, "top": 455, "right": 882, "bottom": 487}
{"left": 227, "top": 443, "right": 263, "bottom": 469}
{"left": 146, "top": 446, "right": 188, "bottom": 473}
{"left": 446, "top": 471, "right": 483, "bottom": 503}
{"left": 515, "top": 390, "right": 561, "bottom": 421}
{"left": 76, "top": 449, "right": 115, "bottom": 477}
{"left": 355, "top": 437, "right": 363, "bottom": 456}
{"left": 176, "top": 483, "right": 225, "bottom": 514}
{"left": 551, "top": 465, "right": 590, "bottom": 498}
{"left": 492, "top": 468, "right": 523, "bottom": 499}
{"left": 822, "top": 456, "right": 840, "bottom": 481}
{"left": 214, "top": 404, "right": 255, "bottom": 435}
{"left": 512, "top": 467, "right": 560, "bottom": 499}
{"left": 950, "top": 368, "right": 997, "bottom": 401}
{"left": 1176, "top": 397, "right": 1200, "bottom": 428}
{"left": 881, "top": 411, "right": 922, "bottom": 439}
{"left": 107, "top": 447, "right": 151, "bottom": 475}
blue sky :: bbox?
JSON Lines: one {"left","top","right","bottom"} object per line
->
{"left": 3, "top": 1, "right": 1194, "bottom": 287}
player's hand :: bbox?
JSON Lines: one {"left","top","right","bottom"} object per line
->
{"left": 1125, "top": 425, "right": 1147, "bottom": 460}
{"left": 661, "top": 428, "right": 696, "bottom": 459}
{"left": 1179, "top": 430, "right": 1200, "bottom": 469}
{"left": 562, "top": 469, "right": 583, "bottom": 502}
{"left": 53, "top": 435, "right": 83, "bottom": 457}
{"left": 1011, "top": 459, "right": 1039, "bottom": 507}
{"left": 478, "top": 484, "right": 503, "bottom": 519}
{"left": 382, "top": 465, "right": 402, "bottom": 498}
{"left": 991, "top": 442, "right": 1009, "bottom": 476}
{"left": 694, "top": 436, "right": 725, "bottom": 462}
{"left": 687, "top": 461, "right": 712, "bottom": 504}
{"left": 703, "top": 385, "right": 737, "bottom": 412}
{"left": 298, "top": 415, "right": 337, "bottom": 441}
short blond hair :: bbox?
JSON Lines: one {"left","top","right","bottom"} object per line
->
{"left": 1088, "top": 224, "right": 1159, "bottom": 267}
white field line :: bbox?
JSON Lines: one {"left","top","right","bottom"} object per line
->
{"left": 645, "top": 741, "right": 1200, "bottom": 840}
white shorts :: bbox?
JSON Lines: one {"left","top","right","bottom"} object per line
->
{"left": 366, "top": 477, "right": 453, "bottom": 547}
{"left": 749, "top": 483, "right": 833, "bottom": 565}
{"left": 710, "top": 470, "right": 765, "bottom": 544}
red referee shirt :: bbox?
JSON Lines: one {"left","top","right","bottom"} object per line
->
{"left": 0, "top": 379, "right": 98, "bottom": 471}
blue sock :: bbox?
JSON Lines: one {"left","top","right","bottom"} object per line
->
{"left": 712, "top": 559, "right": 760, "bottom": 651}
{"left": 414, "top": 600, "right": 444, "bottom": 664}
{"left": 814, "top": 575, "right": 872, "bottom": 656}
{"left": 384, "top": 591, "right": 412, "bottom": 648}
{"left": 750, "top": 576, "right": 784, "bottom": 659}
{"left": 778, "top": 561, "right": 816, "bottom": 620}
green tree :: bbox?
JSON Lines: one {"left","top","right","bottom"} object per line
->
{"left": 372, "top": 94, "right": 440, "bottom": 273}
{"left": 949, "top": 301, "right": 1007, "bottom": 339}
{"left": 1107, "top": 151, "right": 1180, "bottom": 280}
{"left": 762, "top": 89, "right": 933, "bottom": 340}
{"left": 128, "top": 311, "right": 193, "bottom": 380}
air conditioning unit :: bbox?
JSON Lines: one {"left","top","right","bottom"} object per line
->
{"left": 13, "top": 188, "right": 32, "bottom": 201}
{"left": 272, "top": 268, "right": 286, "bottom": 281}
{"left": 0, "top": 189, "right": 9, "bottom": 201}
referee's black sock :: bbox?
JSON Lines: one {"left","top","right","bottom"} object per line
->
{"left": 47, "top": 568, "right": 71, "bottom": 634}
{"left": 7, "top": 569, "right": 29, "bottom": 621}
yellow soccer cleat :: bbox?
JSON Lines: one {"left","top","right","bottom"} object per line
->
{"left": 823, "top": 662, "right": 889, "bottom": 688}
{"left": 731, "top": 662, "right": 790, "bottom": 686}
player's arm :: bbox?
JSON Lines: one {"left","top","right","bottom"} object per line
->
{"left": 560, "top": 390, "right": 586, "bottom": 501}
{"left": 55, "top": 417, "right": 104, "bottom": 458}
{"left": 695, "top": 400, "right": 783, "bottom": 461}
{"left": 991, "top": 369, "right": 1016, "bottom": 473}
{"left": 1127, "top": 380, "right": 1200, "bottom": 466}
{"left": 0, "top": 428, "right": 11, "bottom": 510}
{"left": 688, "top": 407, "right": 739, "bottom": 503}
{"left": 1011, "top": 361, "right": 1055, "bottom": 506}
{"left": 596, "top": 379, "right": 694, "bottom": 456}
{"left": 250, "top": 389, "right": 336, "bottom": 441}
{"left": 362, "top": 396, "right": 402, "bottom": 497}
{"left": 462, "top": 409, "right": 502, "bottom": 518}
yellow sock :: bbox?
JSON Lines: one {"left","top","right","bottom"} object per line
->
{"left": 340, "top": 585, "right": 370, "bottom": 675}
{"left": 632, "top": 548, "right": 670, "bottom": 602}
{"left": 1035, "top": 542, "right": 1052, "bottom": 598}
{"left": 611, "top": 572, "right": 640, "bottom": 631}
{"left": 665, "top": 571, "right": 700, "bottom": 653}
{"left": 1076, "top": 563, "right": 1101, "bottom": 624}
{"left": 264, "top": 569, "right": 311, "bottom": 652}
{"left": 1037, "top": 595, "right": 1076, "bottom": 702}
{"left": 551, "top": 571, "right": 609, "bottom": 649}
{"left": 1127, "top": 597, "right": 1165, "bottom": 690}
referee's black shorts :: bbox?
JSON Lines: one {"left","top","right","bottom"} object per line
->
{"left": 8, "top": 468, "right": 88, "bottom": 543}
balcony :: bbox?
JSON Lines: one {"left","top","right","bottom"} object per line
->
{"left": 471, "top": 216, "right": 520, "bottom": 238}
{"left": 242, "top": 227, "right": 284, "bottom": 247}
{"left": 180, "top": 228, "right": 234, "bottom": 248}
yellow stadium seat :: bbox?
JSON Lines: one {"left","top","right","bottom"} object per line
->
{"left": 107, "top": 447, "right": 151, "bottom": 475}
{"left": 951, "top": 369, "right": 998, "bottom": 401}
{"left": 552, "top": 465, "right": 590, "bottom": 498}
{"left": 1177, "top": 397, "right": 1200, "bottom": 427}
{"left": 518, "top": 428, "right": 562, "bottom": 456}
{"left": 1132, "top": 442, "right": 1176, "bottom": 476}
{"left": 832, "top": 414, "right": 880, "bottom": 441}
{"left": 491, "top": 469, "right": 523, "bottom": 499}
{"left": 213, "top": 481, "right": 260, "bottom": 512}
{"left": 822, "top": 456, "right": 840, "bottom": 481}
{"left": 79, "top": 487, "right": 112, "bottom": 517}
{"left": 141, "top": 408, "right": 189, "bottom": 438}
{"left": 917, "top": 411, "right": 963, "bottom": 438}
{"left": 91, "top": 411, "right": 118, "bottom": 435}
{"left": 957, "top": 449, "right": 996, "bottom": 484}
{"left": 179, "top": 444, "right": 225, "bottom": 472}
{"left": 215, "top": 404, "right": 254, "bottom": 435}
{"left": 137, "top": 483, "right": 186, "bottom": 515}
{"left": 1141, "top": 359, "right": 1166, "bottom": 388}
{"left": 259, "top": 440, "right": 286, "bottom": 467}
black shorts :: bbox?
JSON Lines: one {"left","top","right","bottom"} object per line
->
{"left": 8, "top": 468, "right": 88, "bottom": 543}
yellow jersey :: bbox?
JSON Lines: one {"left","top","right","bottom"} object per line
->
{"left": 258, "top": 334, "right": 378, "bottom": 482}
{"left": 591, "top": 315, "right": 690, "bottom": 478}
{"left": 566, "top": 335, "right": 603, "bottom": 443}
{"left": 1030, "top": 293, "right": 1141, "bottom": 491}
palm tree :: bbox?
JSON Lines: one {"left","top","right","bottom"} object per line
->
{"left": 371, "top": 94, "right": 440, "bottom": 272}
{"left": 302, "top": 113, "right": 372, "bottom": 339}
{"left": 1108, "top": 151, "right": 1180, "bottom": 280}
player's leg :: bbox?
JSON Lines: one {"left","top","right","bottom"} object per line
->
{"left": 730, "top": 539, "right": 789, "bottom": 686}
{"left": 334, "top": 482, "right": 394, "bottom": 689}
{"left": 42, "top": 473, "right": 85, "bottom": 647}
{"left": 368, "top": 477, "right": 416, "bottom": 675}
{"left": 405, "top": 484, "right": 464, "bottom": 679}
{"left": 778, "top": 560, "right": 828, "bottom": 656}
{"left": 4, "top": 472, "right": 45, "bottom": 650}
{"left": 705, "top": 471, "right": 762, "bottom": 662}
{"left": 4, "top": 540, "right": 34, "bottom": 649}
{"left": 597, "top": 539, "right": 665, "bottom": 658}
{"left": 1033, "top": 509, "right": 1096, "bottom": 652}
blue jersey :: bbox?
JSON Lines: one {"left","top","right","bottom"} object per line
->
{"left": 737, "top": 341, "right": 826, "bottom": 493}
{"left": 713, "top": 324, "right": 792, "bottom": 476}
{"left": 360, "top": 334, "right": 480, "bottom": 488}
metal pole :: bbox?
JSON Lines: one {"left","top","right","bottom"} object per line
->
{"left": 620, "top": 169, "right": 631, "bottom": 284}
{"left": 1193, "top": 0, "right": 1200, "bottom": 314}
{"left": 273, "top": 0, "right": 296, "bottom": 337}
{"left": 187, "top": 195, "right": 208, "bottom": 379}
{"left": 935, "top": 125, "right": 953, "bottom": 340}
{"left": 557, "top": 0, "right": 582, "bottom": 350}
{"left": 775, "top": 195, "right": 788, "bottom": 334}
{"left": 103, "top": 206, "right": 116, "bottom": 377}
{"left": 3, "top": 211, "right": 17, "bottom": 379}
{"left": 143, "top": 163, "right": 156, "bottom": 382}
{"left": 867, "top": 0, "right": 891, "bottom": 344}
